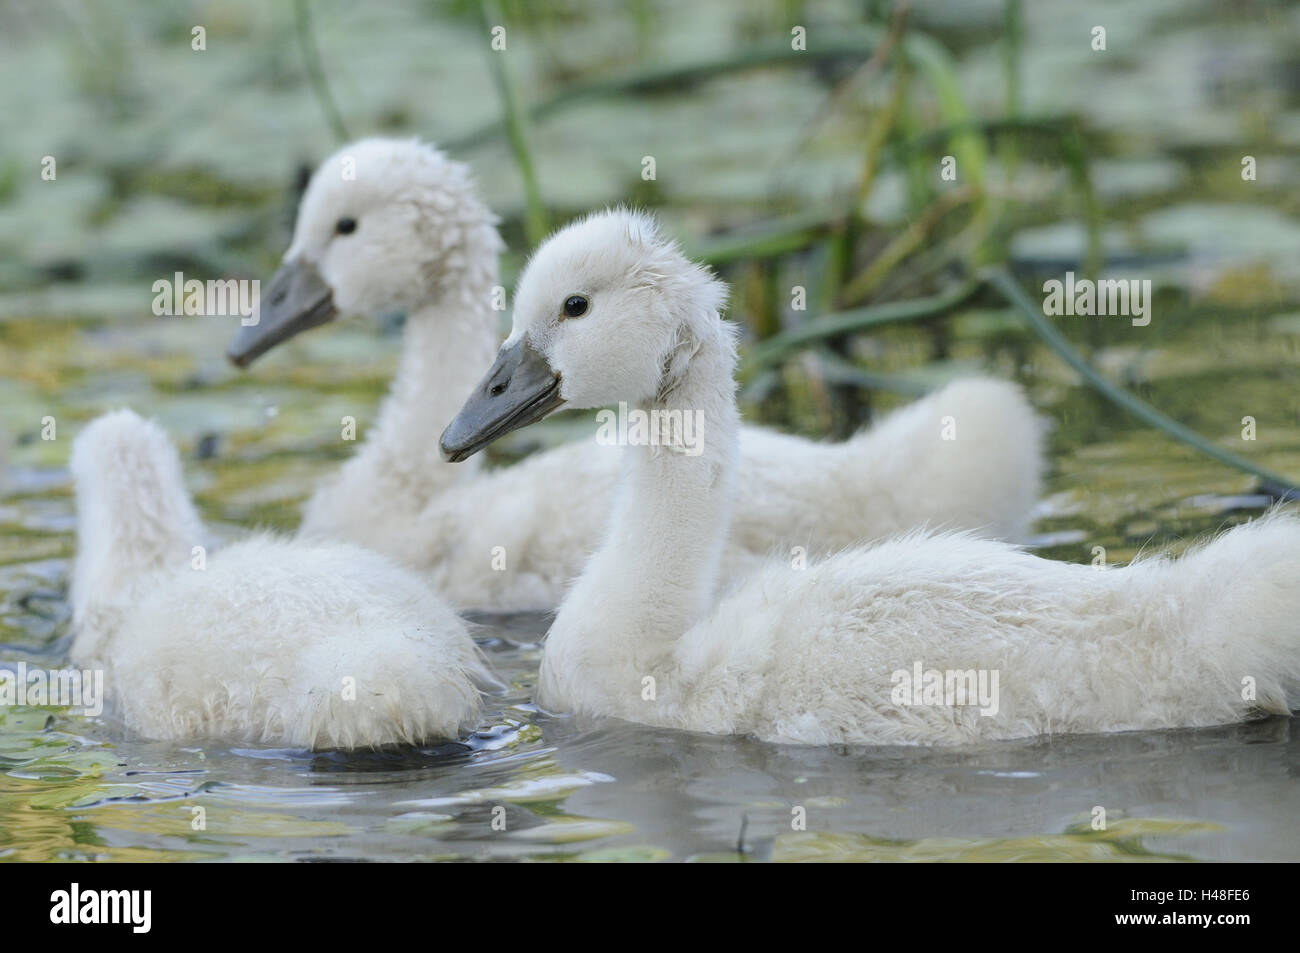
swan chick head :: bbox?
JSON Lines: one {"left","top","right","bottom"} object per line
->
{"left": 229, "top": 137, "right": 501, "bottom": 366}
{"left": 440, "top": 208, "right": 726, "bottom": 462}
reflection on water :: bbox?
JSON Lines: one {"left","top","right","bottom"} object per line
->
{"left": 2, "top": 610, "right": 1297, "bottom": 861}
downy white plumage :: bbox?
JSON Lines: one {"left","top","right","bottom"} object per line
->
{"left": 231, "top": 138, "right": 1045, "bottom": 611}
{"left": 69, "top": 409, "right": 488, "bottom": 749}
{"left": 439, "top": 209, "right": 1300, "bottom": 745}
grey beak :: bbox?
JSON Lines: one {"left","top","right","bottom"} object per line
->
{"left": 440, "top": 338, "right": 565, "bottom": 462}
{"left": 226, "top": 259, "right": 337, "bottom": 367}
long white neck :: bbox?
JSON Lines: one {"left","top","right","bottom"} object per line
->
{"left": 298, "top": 264, "right": 501, "bottom": 541}
{"left": 538, "top": 313, "right": 740, "bottom": 718}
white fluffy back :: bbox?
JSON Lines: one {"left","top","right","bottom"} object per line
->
{"left": 106, "top": 535, "right": 490, "bottom": 748}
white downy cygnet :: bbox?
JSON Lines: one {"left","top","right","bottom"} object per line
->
{"left": 229, "top": 138, "right": 1045, "bottom": 612}
{"left": 69, "top": 410, "right": 489, "bottom": 749}
{"left": 438, "top": 209, "right": 1300, "bottom": 745}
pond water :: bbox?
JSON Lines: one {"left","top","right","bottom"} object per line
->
{"left": 3, "top": 616, "right": 1298, "bottom": 862}
{"left": 3, "top": 0, "right": 1300, "bottom": 861}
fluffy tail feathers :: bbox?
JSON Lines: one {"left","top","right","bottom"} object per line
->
{"left": 1152, "top": 509, "right": 1300, "bottom": 718}
{"left": 851, "top": 378, "right": 1047, "bottom": 542}
{"left": 70, "top": 410, "right": 206, "bottom": 637}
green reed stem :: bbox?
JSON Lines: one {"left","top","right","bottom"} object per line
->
{"left": 445, "top": 31, "right": 895, "bottom": 153}
{"left": 478, "top": 0, "right": 548, "bottom": 246}
{"left": 741, "top": 280, "right": 981, "bottom": 375}
{"left": 986, "top": 267, "right": 1299, "bottom": 493}
{"left": 293, "top": 0, "right": 350, "bottom": 143}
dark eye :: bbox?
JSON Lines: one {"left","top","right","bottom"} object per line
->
{"left": 562, "top": 294, "right": 589, "bottom": 318}
{"left": 336, "top": 217, "right": 357, "bottom": 235}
